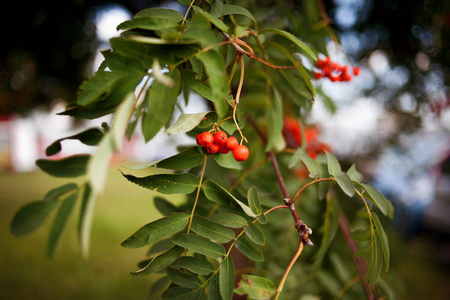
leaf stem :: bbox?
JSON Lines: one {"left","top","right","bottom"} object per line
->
{"left": 233, "top": 54, "right": 248, "bottom": 144}
{"left": 186, "top": 155, "right": 208, "bottom": 234}
{"left": 182, "top": 0, "right": 196, "bottom": 25}
{"left": 274, "top": 239, "right": 304, "bottom": 300}
{"left": 291, "top": 177, "right": 334, "bottom": 203}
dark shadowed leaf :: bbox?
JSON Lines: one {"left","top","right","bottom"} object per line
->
{"left": 36, "top": 155, "right": 90, "bottom": 178}
{"left": 121, "top": 213, "right": 190, "bottom": 248}
{"left": 208, "top": 274, "right": 221, "bottom": 300}
{"left": 372, "top": 213, "right": 390, "bottom": 272}
{"left": 219, "top": 256, "right": 235, "bottom": 300}
{"left": 154, "top": 197, "right": 180, "bottom": 216}
{"left": 162, "top": 287, "right": 204, "bottom": 300}
{"left": 132, "top": 246, "right": 183, "bottom": 276}
{"left": 171, "top": 256, "right": 215, "bottom": 275}
{"left": 11, "top": 199, "right": 58, "bottom": 237}
{"left": 167, "top": 267, "right": 202, "bottom": 288}
{"left": 46, "top": 128, "right": 103, "bottom": 156}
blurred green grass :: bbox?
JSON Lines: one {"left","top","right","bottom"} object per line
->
{"left": 0, "top": 162, "right": 183, "bottom": 300}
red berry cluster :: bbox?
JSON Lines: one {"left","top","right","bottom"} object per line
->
{"left": 196, "top": 131, "right": 249, "bottom": 161}
{"left": 314, "top": 57, "right": 360, "bottom": 82}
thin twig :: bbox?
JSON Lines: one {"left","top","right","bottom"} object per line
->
{"left": 274, "top": 239, "right": 304, "bottom": 300}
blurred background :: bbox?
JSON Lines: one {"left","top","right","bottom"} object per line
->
{"left": 1, "top": 0, "right": 449, "bottom": 299}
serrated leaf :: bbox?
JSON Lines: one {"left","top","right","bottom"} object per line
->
{"left": 77, "top": 71, "right": 128, "bottom": 106}
{"left": 191, "top": 216, "right": 235, "bottom": 243}
{"left": 247, "top": 186, "right": 262, "bottom": 216}
{"left": 167, "top": 267, "right": 202, "bottom": 288}
{"left": 358, "top": 183, "right": 394, "bottom": 219}
{"left": 355, "top": 245, "right": 372, "bottom": 258}
{"left": 45, "top": 128, "right": 103, "bottom": 156}
{"left": 219, "top": 256, "right": 235, "bottom": 300}
{"left": 171, "top": 256, "right": 215, "bottom": 275}
{"left": 132, "top": 246, "right": 183, "bottom": 276}
{"left": 144, "top": 146, "right": 205, "bottom": 171}
{"left": 123, "top": 172, "right": 200, "bottom": 194}
{"left": 244, "top": 223, "right": 265, "bottom": 246}
{"left": 234, "top": 236, "right": 264, "bottom": 261}
{"left": 47, "top": 192, "right": 78, "bottom": 257}
{"left": 202, "top": 180, "right": 256, "bottom": 218}
{"left": 210, "top": 212, "right": 247, "bottom": 228}
{"left": 350, "top": 229, "right": 372, "bottom": 242}
{"left": 234, "top": 274, "right": 277, "bottom": 300}
{"left": 142, "top": 68, "right": 182, "bottom": 142}
{"left": 259, "top": 28, "right": 317, "bottom": 60}
{"left": 325, "top": 151, "right": 341, "bottom": 176}
{"left": 347, "top": 164, "right": 363, "bottom": 183}
{"left": 334, "top": 173, "right": 355, "bottom": 197}
{"left": 372, "top": 213, "right": 390, "bottom": 272}
{"left": 36, "top": 155, "right": 90, "bottom": 178}
{"left": 10, "top": 199, "right": 58, "bottom": 237}
{"left": 172, "top": 233, "right": 226, "bottom": 259}
{"left": 290, "top": 148, "right": 321, "bottom": 177}
{"left": 366, "top": 228, "right": 383, "bottom": 283}
{"left": 121, "top": 212, "right": 190, "bottom": 248}
{"left": 147, "top": 238, "right": 174, "bottom": 255}
{"left": 166, "top": 112, "right": 211, "bottom": 134}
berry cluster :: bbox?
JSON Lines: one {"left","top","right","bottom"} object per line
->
{"left": 314, "top": 57, "right": 360, "bottom": 82}
{"left": 196, "top": 131, "right": 249, "bottom": 161}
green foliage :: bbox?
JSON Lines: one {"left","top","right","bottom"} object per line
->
{"left": 11, "top": 1, "right": 398, "bottom": 299}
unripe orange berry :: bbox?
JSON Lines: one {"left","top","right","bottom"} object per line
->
{"left": 214, "top": 131, "right": 228, "bottom": 145}
{"left": 233, "top": 145, "right": 249, "bottom": 161}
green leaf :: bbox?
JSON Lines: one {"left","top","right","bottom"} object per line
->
{"left": 132, "top": 246, "right": 183, "bottom": 276}
{"left": 36, "top": 155, "right": 90, "bottom": 178}
{"left": 121, "top": 212, "right": 190, "bottom": 248}
{"left": 162, "top": 287, "right": 204, "bottom": 300}
{"left": 111, "top": 92, "right": 136, "bottom": 152}
{"left": 192, "top": 6, "right": 229, "bottom": 32}
{"left": 87, "top": 132, "right": 114, "bottom": 194}
{"left": 350, "top": 229, "right": 372, "bottom": 242}
{"left": 325, "top": 151, "right": 341, "bottom": 176}
{"left": 172, "top": 233, "right": 226, "bottom": 259}
{"left": 358, "top": 183, "right": 394, "bottom": 219}
{"left": 234, "top": 236, "right": 264, "bottom": 261}
{"left": 212, "top": 152, "right": 242, "bottom": 170}
{"left": 167, "top": 267, "right": 202, "bottom": 288}
{"left": 347, "top": 164, "right": 363, "bottom": 183}
{"left": 372, "top": 213, "right": 390, "bottom": 272}
{"left": 191, "top": 216, "right": 235, "bottom": 243}
{"left": 313, "top": 195, "right": 340, "bottom": 269}
{"left": 259, "top": 28, "right": 317, "bottom": 60}
{"left": 10, "top": 199, "right": 58, "bottom": 237}
{"left": 43, "top": 183, "right": 78, "bottom": 201}
{"left": 134, "top": 7, "right": 184, "bottom": 22}
{"left": 144, "top": 147, "right": 206, "bottom": 171}
{"left": 154, "top": 197, "right": 180, "bottom": 216}
{"left": 123, "top": 172, "right": 200, "bottom": 194}
{"left": 166, "top": 112, "right": 211, "bottom": 134}
{"left": 47, "top": 192, "right": 78, "bottom": 257}
{"left": 219, "top": 256, "right": 235, "bottom": 300}
{"left": 78, "top": 183, "right": 96, "bottom": 258}
{"left": 210, "top": 212, "right": 247, "bottom": 228}
{"left": 77, "top": 71, "right": 128, "bottom": 106}
{"left": 244, "top": 223, "right": 265, "bottom": 246}
{"left": 366, "top": 228, "right": 383, "bottom": 283}
{"left": 265, "top": 89, "right": 283, "bottom": 152}
{"left": 334, "top": 173, "right": 355, "bottom": 197}
{"left": 46, "top": 128, "right": 103, "bottom": 156}
{"left": 247, "top": 186, "right": 262, "bottom": 216}
{"left": 117, "top": 17, "right": 179, "bottom": 31}
{"left": 289, "top": 148, "right": 321, "bottom": 177}
{"left": 202, "top": 180, "right": 257, "bottom": 218}
{"left": 222, "top": 4, "right": 257, "bottom": 26}
{"left": 234, "top": 274, "right": 277, "bottom": 299}
{"left": 142, "top": 68, "right": 182, "bottom": 142}
{"left": 171, "top": 256, "right": 215, "bottom": 275}
{"left": 208, "top": 274, "right": 221, "bottom": 300}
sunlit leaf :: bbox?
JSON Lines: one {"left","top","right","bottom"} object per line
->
{"left": 234, "top": 274, "right": 277, "bottom": 299}
{"left": 122, "top": 172, "right": 199, "bottom": 194}
{"left": 191, "top": 216, "right": 235, "bottom": 243}
{"left": 121, "top": 212, "right": 190, "bottom": 248}
{"left": 172, "top": 233, "right": 226, "bottom": 259}
{"left": 166, "top": 112, "right": 211, "bottom": 134}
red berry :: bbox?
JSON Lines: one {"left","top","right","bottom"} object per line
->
{"left": 196, "top": 133, "right": 202, "bottom": 146}
{"left": 314, "top": 72, "right": 322, "bottom": 79}
{"left": 218, "top": 143, "right": 230, "bottom": 154}
{"left": 198, "top": 132, "right": 214, "bottom": 147}
{"left": 353, "top": 66, "right": 360, "bottom": 76}
{"left": 233, "top": 145, "right": 249, "bottom": 161}
{"left": 225, "top": 136, "right": 239, "bottom": 151}
{"left": 206, "top": 142, "right": 220, "bottom": 154}
{"left": 214, "top": 131, "right": 228, "bottom": 145}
